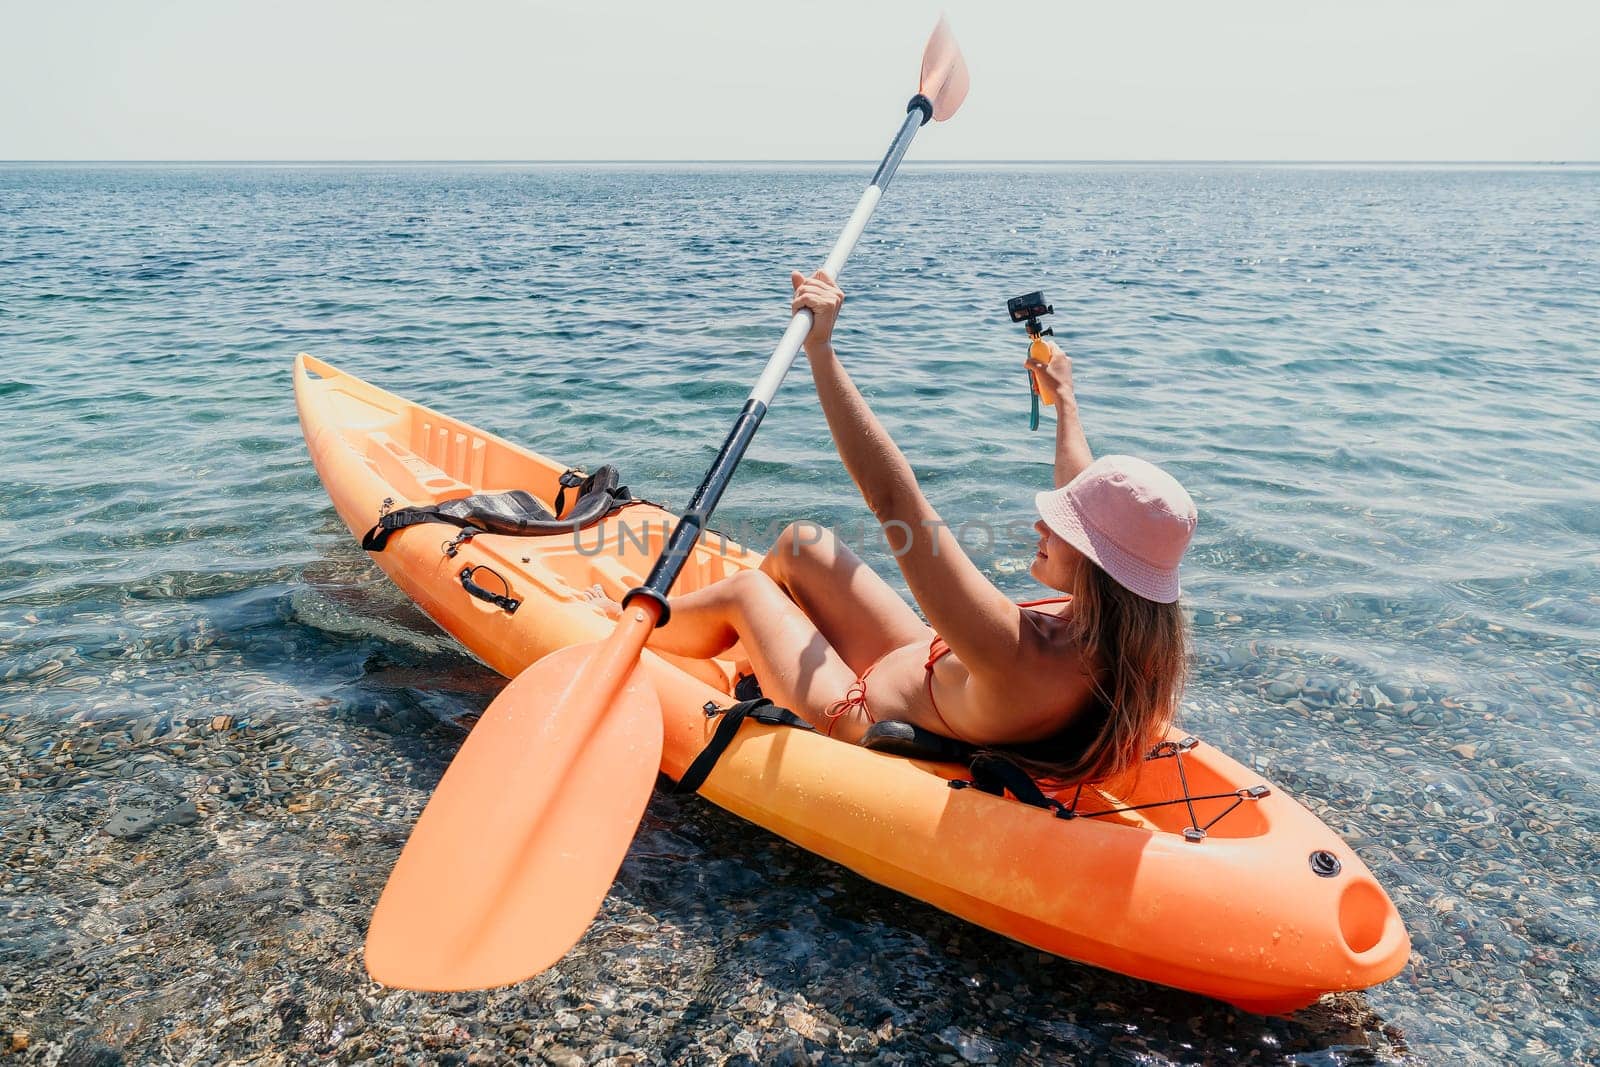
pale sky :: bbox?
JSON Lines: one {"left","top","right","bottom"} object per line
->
{"left": 3, "top": 0, "right": 1596, "bottom": 161}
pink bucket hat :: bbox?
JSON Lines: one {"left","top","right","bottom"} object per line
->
{"left": 1034, "top": 455, "right": 1197, "bottom": 603}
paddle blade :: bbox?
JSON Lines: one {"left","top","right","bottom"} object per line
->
{"left": 920, "top": 15, "right": 970, "bottom": 121}
{"left": 364, "top": 629, "right": 663, "bottom": 991}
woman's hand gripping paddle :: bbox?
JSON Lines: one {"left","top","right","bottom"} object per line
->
{"left": 363, "top": 16, "right": 969, "bottom": 992}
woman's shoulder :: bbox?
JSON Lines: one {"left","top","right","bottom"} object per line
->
{"left": 955, "top": 606, "right": 1099, "bottom": 740}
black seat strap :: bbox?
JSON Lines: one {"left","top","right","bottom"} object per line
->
{"left": 361, "top": 505, "right": 471, "bottom": 551}
{"left": 952, "top": 752, "right": 1059, "bottom": 811}
{"left": 672, "top": 697, "right": 813, "bottom": 795}
{"left": 361, "top": 466, "right": 639, "bottom": 552}
{"left": 552, "top": 468, "right": 587, "bottom": 518}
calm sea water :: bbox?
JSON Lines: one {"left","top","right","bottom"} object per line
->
{"left": 2, "top": 163, "right": 1597, "bottom": 1065}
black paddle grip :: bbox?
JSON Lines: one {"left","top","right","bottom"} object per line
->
{"left": 623, "top": 398, "right": 768, "bottom": 627}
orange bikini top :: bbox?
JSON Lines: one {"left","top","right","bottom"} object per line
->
{"left": 923, "top": 596, "right": 1074, "bottom": 735}
{"left": 923, "top": 596, "right": 1074, "bottom": 670}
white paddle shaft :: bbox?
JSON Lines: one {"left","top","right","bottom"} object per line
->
{"left": 749, "top": 184, "right": 883, "bottom": 405}
{"left": 632, "top": 103, "right": 929, "bottom": 613}
{"left": 749, "top": 111, "right": 922, "bottom": 408}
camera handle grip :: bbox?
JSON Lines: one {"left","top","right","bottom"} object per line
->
{"left": 1027, "top": 336, "right": 1059, "bottom": 408}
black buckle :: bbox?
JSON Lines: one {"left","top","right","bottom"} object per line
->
{"left": 443, "top": 528, "right": 477, "bottom": 558}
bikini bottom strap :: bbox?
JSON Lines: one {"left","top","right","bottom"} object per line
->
{"left": 824, "top": 674, "right": 876, "bottom": 738}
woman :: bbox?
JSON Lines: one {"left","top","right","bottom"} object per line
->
{"left": 596, "top": 270, "right": 1198, "bottom": 785}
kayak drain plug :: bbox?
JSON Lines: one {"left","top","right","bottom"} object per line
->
{"left": 1309, "top": 850, "right": 1343, "bottom": 878}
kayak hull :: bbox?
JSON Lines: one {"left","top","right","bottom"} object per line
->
{"left": 294, "top": 353, "right": 1409, "bottom": 1013}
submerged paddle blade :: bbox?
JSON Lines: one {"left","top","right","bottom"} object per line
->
{"left": 364, "top": 616, "right": 663, "bottom": 991}
{"left": 920, "top": 15, "right": 970, "bottom": 122}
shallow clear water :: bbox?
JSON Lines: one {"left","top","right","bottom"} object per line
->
{"left": 2, "top": 163, "right": 1597, "bottom": 1064}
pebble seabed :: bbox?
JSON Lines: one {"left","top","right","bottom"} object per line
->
{"left": 2, "top": 554, "right": 1596, "bottom": 1065}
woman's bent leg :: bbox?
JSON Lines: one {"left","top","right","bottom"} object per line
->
{"left": 640, "top": 559, "right": 885, "bottom": 741}
{"left": 647, "top": 568, "right": 858, "bottom": 727}
{"left": 761, "top": 522, "right": 929, "bottom": 676}
{"left": 706, "top": 571, "right": 866, "bottom": 736}
{"left": 640, "top": 570, "right": 759, "bottom": 660}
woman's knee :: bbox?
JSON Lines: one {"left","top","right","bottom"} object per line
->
{"left": 768, "top": 521, "right": 835, "bottom": 573}
{"left": 724, "top": 567, "right": 784, "bottom": 604}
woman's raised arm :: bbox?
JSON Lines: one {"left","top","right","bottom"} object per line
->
{"left": 1026, "top": 342, "right": 1093, "bottom": 487}
{"left": 790, "top": 271, "right": 1029, "bottom": 692}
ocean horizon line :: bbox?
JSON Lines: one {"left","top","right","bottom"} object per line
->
{"left": 3, "top": 158, "right": 1596, "bottom": 168}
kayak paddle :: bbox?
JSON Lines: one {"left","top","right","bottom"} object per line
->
{"left": 363, "top": 15, "right": 970, "bottom": 992}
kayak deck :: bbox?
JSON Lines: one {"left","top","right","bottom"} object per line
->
{"left": 295, "top": 352, "right": 1410, "bottom": 1013}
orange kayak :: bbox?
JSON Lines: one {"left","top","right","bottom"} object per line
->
{"left": 294, "top": 352, "right": 1409, "bottom": 1013}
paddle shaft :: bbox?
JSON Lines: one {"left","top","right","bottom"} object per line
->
{"left": 625, "top": 96, "right": 933, "bottom": 623}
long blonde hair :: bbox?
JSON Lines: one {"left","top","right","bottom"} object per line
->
{"left": 1004, "top": 553, "right": 1188, "bottom": 786}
